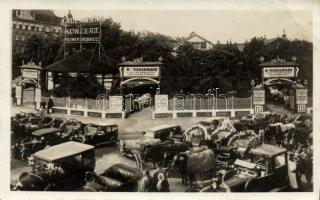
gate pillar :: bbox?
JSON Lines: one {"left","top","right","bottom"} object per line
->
{"left": 15, "top": 85, "right": 23, "bottom": 106}
{"left": 253, "top": 86, "right": 265, "bottom": 113}
{"left": 295, "top": 87, "right": 308, "bottom": 113}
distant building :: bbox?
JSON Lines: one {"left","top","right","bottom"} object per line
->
{"left": 184, "top": 32, "right": 214, "bottom": 50}
{"left": 264, "top": 29, "right": 288, "bottom": 45}
{"left": 12, "top": 10, "right": 63, "bottom": 54}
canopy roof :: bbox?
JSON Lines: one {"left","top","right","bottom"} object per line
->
{"left": 32, "top": 128, "right": 61, "bottom": 136}
{"left": 46, "top": 50, "right": 117, "bottom": 74}
{"left": 118, "top": 61, "right": 162, "bottom": 66}
{"left": 19, "top": 62, "right": 43, "bottom": 70}
{"left": 33, "top": 141, "right": 94, "bottom": 162}
{"left": 259, "top": 61, "right": 299, "bottom": 67}
{"left": 249, "top": 144, "right": 287, "bottom": 158}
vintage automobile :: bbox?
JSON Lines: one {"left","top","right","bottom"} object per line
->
{"left": 72, "top": 123, "right": 118, "bottom": 146}
{"left": 83, "top": 163, "right": 142, "bottom": 192}
{"left": 14, "top": 128, "right": 71, "bottom": 160}
{"left": 59, "top": 118, "right": 82, "bottom": 136}
{"left": 120, "top": 124, "right": 182, "bottom": 156}
{"left": 216, "top": 144, "right": 288, "bottom": 192}
{"left": 11, "top": 141, "right": 95, "bottom": 191}
{"left": 144, "top": 124, "right": 183, "bottom": 141}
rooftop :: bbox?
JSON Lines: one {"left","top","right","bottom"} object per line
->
{"left": 46, "top": 50, "right": 117, "bottom": 73}
{"left": 33, "top": 141, "right": 94, "bottom": 162}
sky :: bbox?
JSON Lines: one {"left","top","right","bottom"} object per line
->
{"left": 54, "top": 10, "right": 312, "bottom": 43}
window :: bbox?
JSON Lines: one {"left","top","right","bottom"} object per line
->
{"left": 25, "top": 24, "right": 28, "bottom": 30}
{"left": 16, "top": 46, "right": 19, "bottom": 53}
{"left": 21, "top": 47, "right": 24, "bottom": 53}
{"left": 15, "top": 34, "right": 19, "bottom": 40}
{"left": 19, "top": 24, "right": 22, "bottom": 29}
{"left": 28, "top": 25, "right": 31, "bottom": 30}
{"left": 22, "top": 24, "right": 25, "bottom": 30}
{"left": 21, "top": 35, "right": 24, "bottom": 41}
{"left": 201, "top": 42, "right": 206, "bottom": 49}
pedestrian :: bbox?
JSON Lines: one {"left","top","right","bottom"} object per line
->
{"left": 140, "top": 170, "right": 154, "bottom": 192}
{"left": 156, "top": 173, "right": 170, "bottom": 192}
{"left": 47, "top": 96, "right": 54, "bottom": 114}
{"left": 288, "top": 152, "right": 299, "bottom": 191}
{"left": 40, "top": 100, "right": 46, "bottom": 117}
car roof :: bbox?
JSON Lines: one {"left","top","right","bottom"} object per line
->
{"left": 249, "top": 144, "right": 287, "bottom": 157}
{"left": 148, "top": 124, "right": 180, "bottom": 132}
{"left": 83, "top": 122, "right": 117, "bottom": 127}
{"left": 32, "top": 128, "right": 61, "bottom": 136}
{"left": 33, "top": 141, "right": 94, "bottom": 162}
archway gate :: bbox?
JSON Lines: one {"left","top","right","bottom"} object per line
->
{"left": 253, "top": 57, "right": 308, "bottom": 113}
{"left": 14, "top": 61, "right": 43, "bottom": 109}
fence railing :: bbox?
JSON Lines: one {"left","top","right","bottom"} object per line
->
{"left": 167, "top": 96, "right": 252, "bottom": 111}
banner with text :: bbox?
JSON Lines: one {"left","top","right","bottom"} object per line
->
{"left": 109, "top": 96, "right": 123, "bottom": 111}
{"left": 121, "top": 66, "right": 160, "bottom": 78}
{"left": 155, "top": 95, "right": 168, "bottom": 111}
{"left": 263, "top": 67, "right": 298, "bottom": 78}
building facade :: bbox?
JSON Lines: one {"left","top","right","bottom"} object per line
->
{"left": 184, "top": 31, "right": 214, "bottom": 50}
{"left": 12, "top": 10, "right": 63, "bottom": 54}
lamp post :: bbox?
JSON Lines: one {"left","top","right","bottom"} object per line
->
{"left": 213, "top": 88, "right": 219, "bottom": 109}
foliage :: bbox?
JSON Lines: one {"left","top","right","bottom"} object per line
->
{"left": 52, "top": 74, "right": 106, "bottom": 98}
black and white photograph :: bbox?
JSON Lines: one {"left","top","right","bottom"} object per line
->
{"left": 0, "top": 0, "right": 319, "bottom": 199}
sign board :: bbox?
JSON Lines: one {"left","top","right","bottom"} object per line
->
{"left": 109, "top": 96, "right": 123, "bottom": 111}
{"left": 15, "top": 85, "right": 22, "bottom": 98}
{"left": 296, "top": 89, "right": 308, "bottom": 105}
{"left": 35, "top": 88, "right": 41, "bottom": 103}
{"left": 22, "top": 69, "right": 38, "bottom": 79}
{"left": 253, "top": 90, "right": 265, "bottom": 105}
{"left": 121, "top": 66, "right": 160, "bottom": 78}
{"left": 155, "top": 95, "right": 168, "bottom": 111}
{"left": 263, "top": 67, "right": 298, "bottom": 78}
{"left": 64, "top": 22, "right": 100, "bottom": 44}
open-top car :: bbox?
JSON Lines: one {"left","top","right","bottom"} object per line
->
{"left": 218, "top": 144, "right": 288, "bottom": 192}
{"left": 83, "top": 163, "right": 142, "bottom": 192}
{"left": 12, "top": 141, "right": 95, "bottom": 191}
{"left": 73, "top": 123, "right": 118, "bottom": 146}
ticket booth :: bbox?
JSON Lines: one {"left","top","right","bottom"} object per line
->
{"left": 15, "top": 61, "right": 43, "bottom": 109}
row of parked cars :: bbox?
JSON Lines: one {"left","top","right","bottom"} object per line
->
{"left": 118, "top": 116, "right": 293, "bottom": 192}
{"left": 11, "top": 112, "right": 119, "bottom": 160}
{"left": 11, "top": 112, "right": 144, "bottom": 191}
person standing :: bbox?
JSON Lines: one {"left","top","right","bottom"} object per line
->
{"left": 47, "top": 97, "right": 54, "bottom": 114}
{"left": 140, "top": 170, "right": 154, "bottom": 192}
{"left": 156, "top": 173, "right": 170, "bottom": 192}
{"left": 288, "top": 152, "right": 299, "bottom": 191}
